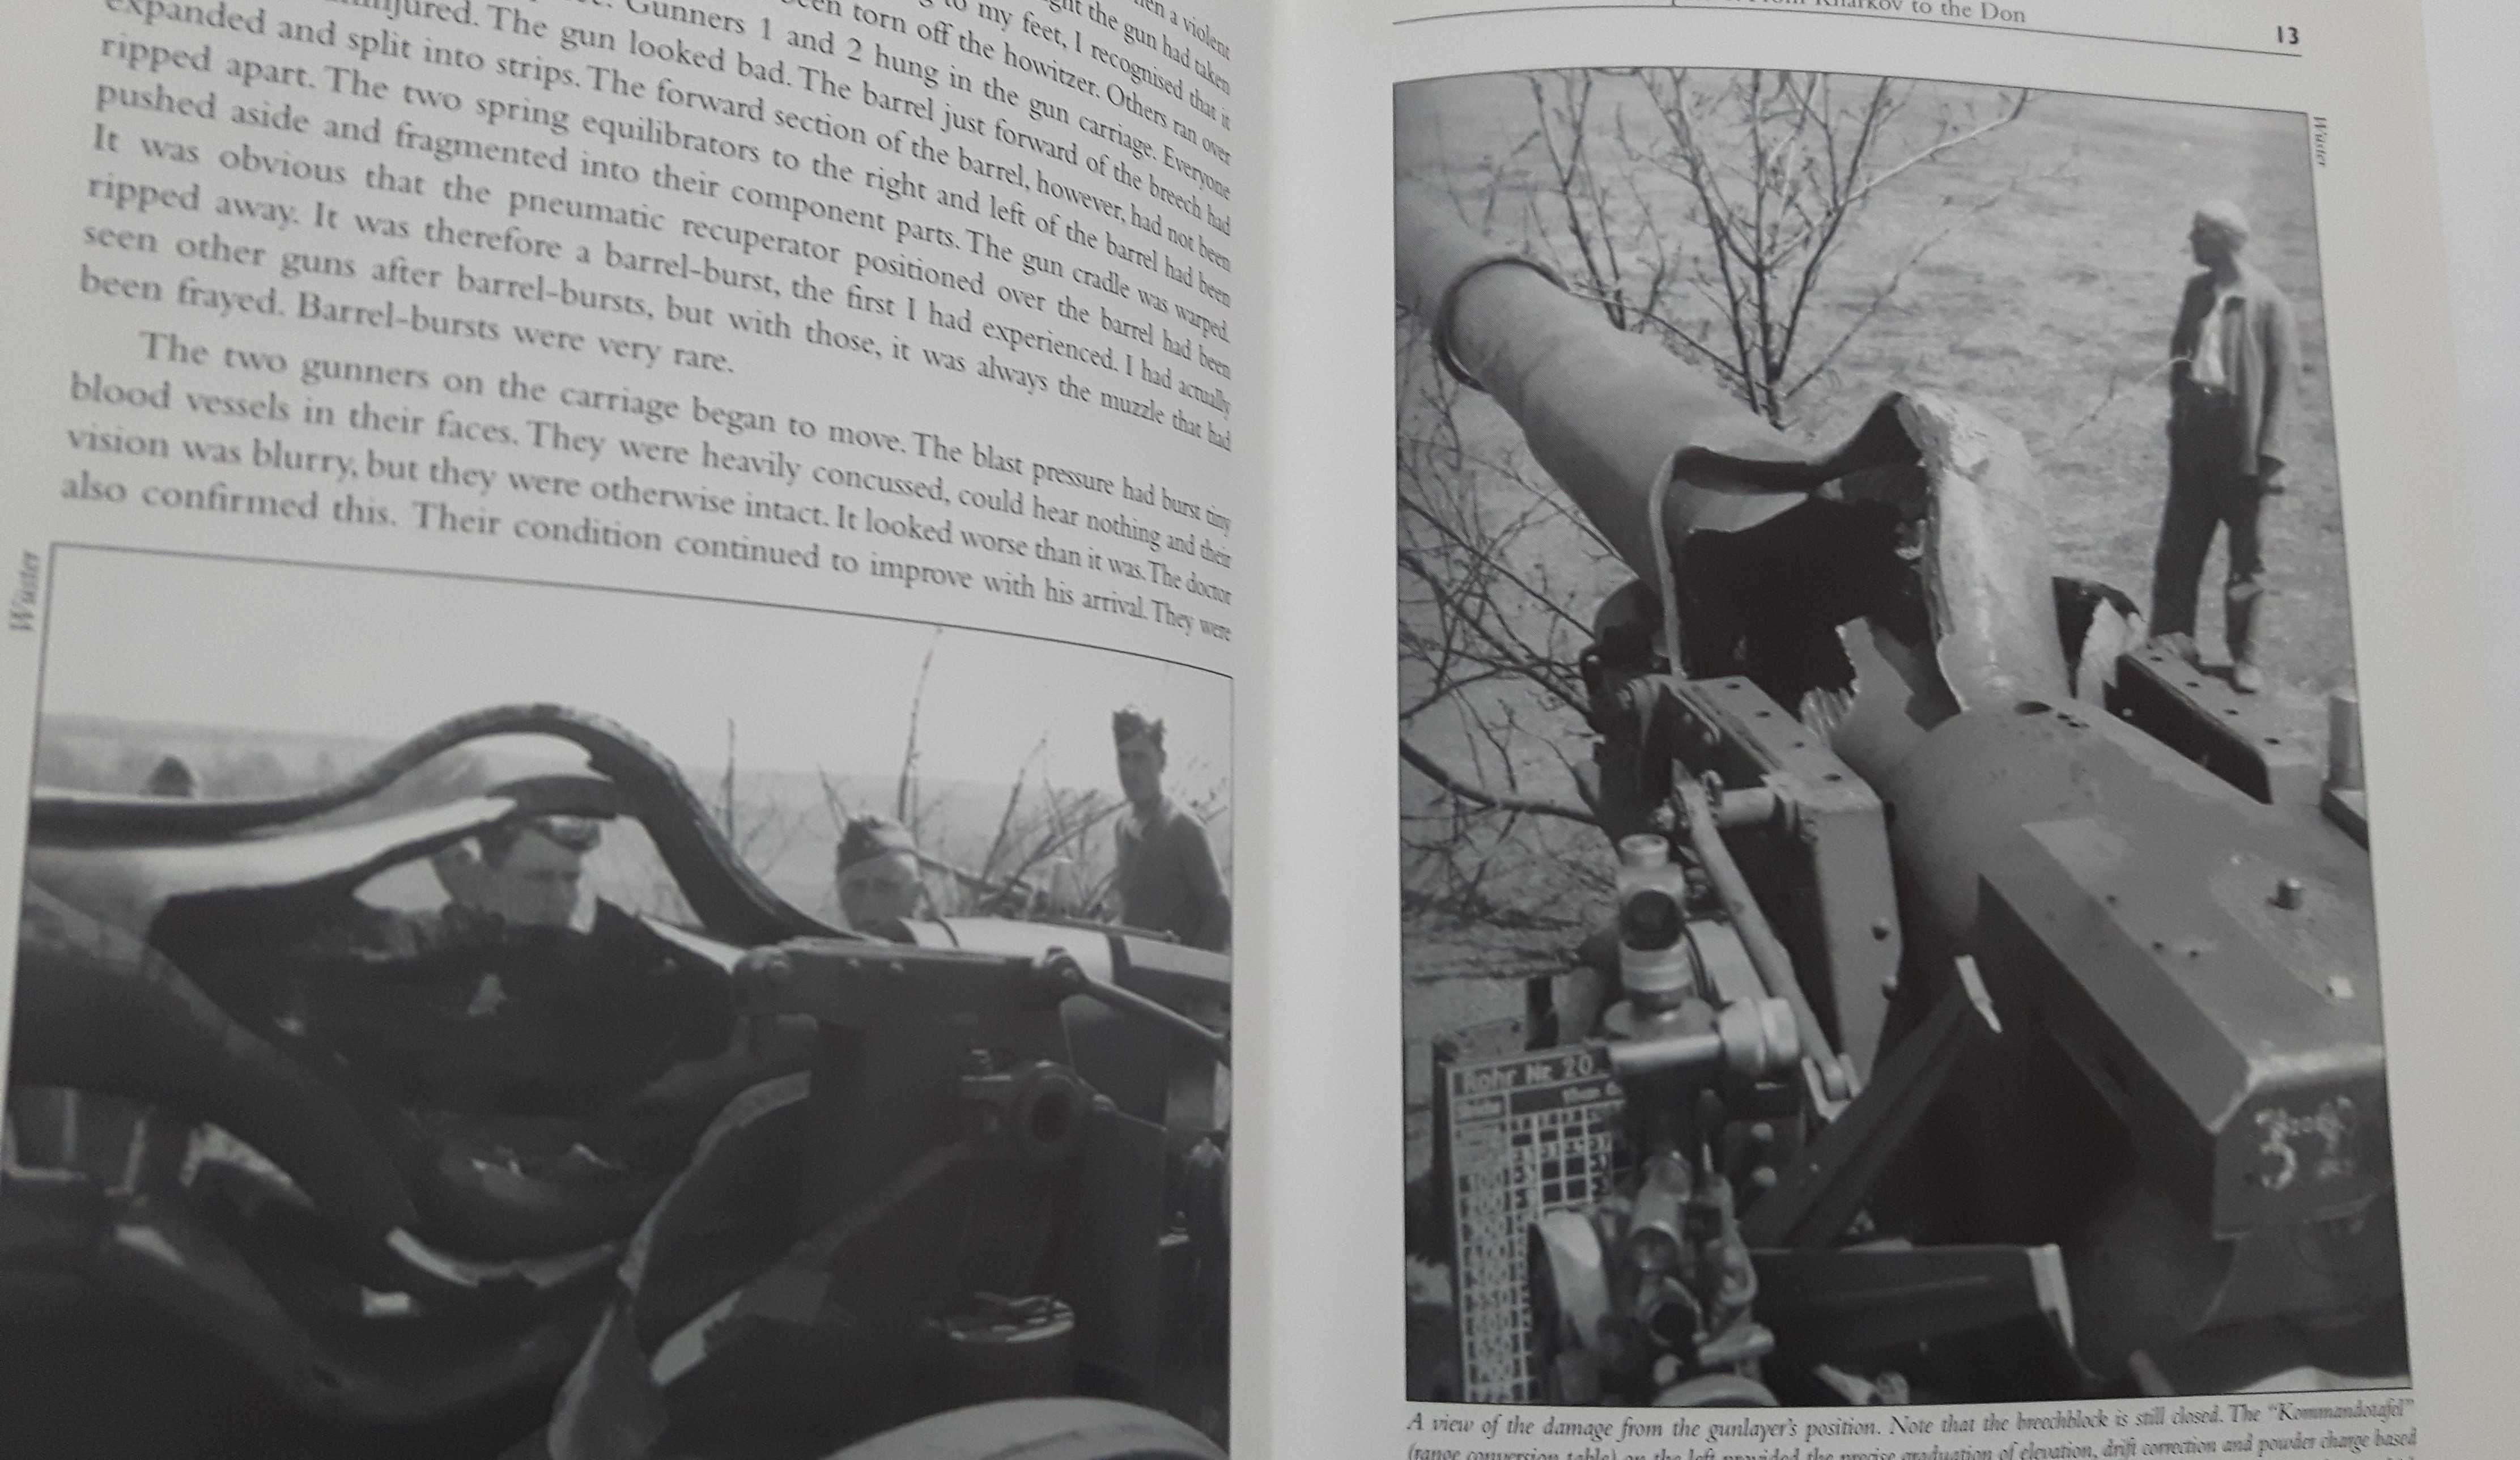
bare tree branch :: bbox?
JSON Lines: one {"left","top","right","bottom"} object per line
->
{"left": 1401, "top": 737, "right": 1597, "bottom": 826}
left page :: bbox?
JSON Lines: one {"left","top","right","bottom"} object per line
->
{"left": 0, "top": 0, "right": 1263, "bottom": 1454}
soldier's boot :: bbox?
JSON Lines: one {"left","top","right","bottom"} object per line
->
{"left": 2226, "top": 586, "right": 2265, "bottom": 694}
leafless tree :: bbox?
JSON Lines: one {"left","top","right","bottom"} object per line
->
{"left": 1506, "top": 69, "right": 2035, "bottom": 428}
{"left": 1398, "top": 307, "right": 1612, "bottom": 935}
{"left": 811, "top": 644, "right": 1232, "bottom": 926}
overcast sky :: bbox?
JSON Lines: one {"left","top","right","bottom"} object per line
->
{"left": 39, "top": 551, "right": 1231, "bottom": 792}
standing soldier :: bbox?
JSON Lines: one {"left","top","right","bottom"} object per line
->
{"left": 2150, "top": 199, "right": 2301, "bottom": 694}
{"left": 1111, "top": 708, "right": 1230, "bottom": 952}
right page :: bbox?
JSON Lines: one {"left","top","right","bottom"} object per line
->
{"left": 1263, "top": 1, "right": 2517, "bottom": 1454}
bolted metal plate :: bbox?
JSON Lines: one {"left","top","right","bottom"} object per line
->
{"left": 1655, "top": 676, "right": 1901, "bottom": 1081}
{"left": 1978, "top": 816, "right": 2386, "bottom": 1237}
{"left": 2109, "top": 644, "right": 2326, "bottom": 809}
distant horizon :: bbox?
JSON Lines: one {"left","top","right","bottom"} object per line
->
{"left": 34, "top": 708, "right": 1204, "bottom": 801}
{"left": 37, "top": 551, "right": 1233, "bottom": 800}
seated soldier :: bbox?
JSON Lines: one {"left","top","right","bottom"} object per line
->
{"left": 430, "top": 812, "right": 597, "bottom": 935}
{"left": 284, "top": 814, "right": 747, "bottom": 1177}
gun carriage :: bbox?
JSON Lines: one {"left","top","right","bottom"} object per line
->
{"left": 0, "top": 704, "right": 1230, "bottom": 1458}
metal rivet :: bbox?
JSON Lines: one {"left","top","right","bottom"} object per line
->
{"left": 2273, "top": 877, "right": 2306, "bottom": 910}
{"left": 2327, "top": 975, "right": 2355, "bottom": 1001}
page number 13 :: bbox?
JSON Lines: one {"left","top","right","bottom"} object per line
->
{"left": 2275, "top": 24, "right": 2300, "bottom": 46}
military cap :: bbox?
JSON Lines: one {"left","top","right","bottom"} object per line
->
{"left": 837, "top": 814, "right": 919, "bottom": 873}
{"left": 2192, "top": 199, "right": 2252, "bottom": 249}
{"left": 1111, "top": 707, "right": 1166, "bottom": 749}
{"left": 144, "top": 756, "right": 198, "bottom": 799}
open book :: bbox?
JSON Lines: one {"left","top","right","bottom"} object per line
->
{"left": 0, "top": 0, "right": 2508, "bottom": 1454}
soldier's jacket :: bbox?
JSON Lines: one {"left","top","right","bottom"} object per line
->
{"left": 1115, "top": 797, "right": 1232, "bottom": 953}
{"left": 271, "top": 899, "right": 736, "bottom": 1127}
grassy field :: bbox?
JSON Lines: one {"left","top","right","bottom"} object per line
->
{"left": 1396, "top": 73, "right": 2354, "bottom": 1174}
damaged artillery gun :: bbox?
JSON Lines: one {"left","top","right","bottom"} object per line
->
{"left": 0, "top": 705, "right": 1230, "bottom": 1459}
{"left": 1401, "top": 199, "right": 2399, "bottom": 1408}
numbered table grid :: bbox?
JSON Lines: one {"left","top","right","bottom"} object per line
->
{"left": 1438, "top": 1055, "right": 1626, "bottom": 1404}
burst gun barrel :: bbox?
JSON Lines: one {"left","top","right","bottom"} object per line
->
{"left": 1397, "top": 194, "right": 1807, "bottom": 585}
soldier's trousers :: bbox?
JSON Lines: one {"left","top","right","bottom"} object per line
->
{"left": 2149, "top": 392, "right": 2267, "bottom": 661}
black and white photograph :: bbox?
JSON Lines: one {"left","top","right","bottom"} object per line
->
{"left": 1396, "top": 71, "right": 2403, "bottom": 1408}
{"left": 0, "top": 549, "right": 1233, "bottom": 1458}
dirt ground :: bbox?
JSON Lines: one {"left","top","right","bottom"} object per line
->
{"left": 1397, "top": 73, "right": 2356, "bottom": 1177}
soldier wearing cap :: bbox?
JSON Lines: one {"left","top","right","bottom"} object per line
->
{"left": 2151, "top": 199, "right": 2302, "bottom": 694}
{"left": 835, "top": 814, "right": 927, "bottom": 933}
{"left": 1111, "top": 708, "right": 1230, "bottom": 953}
